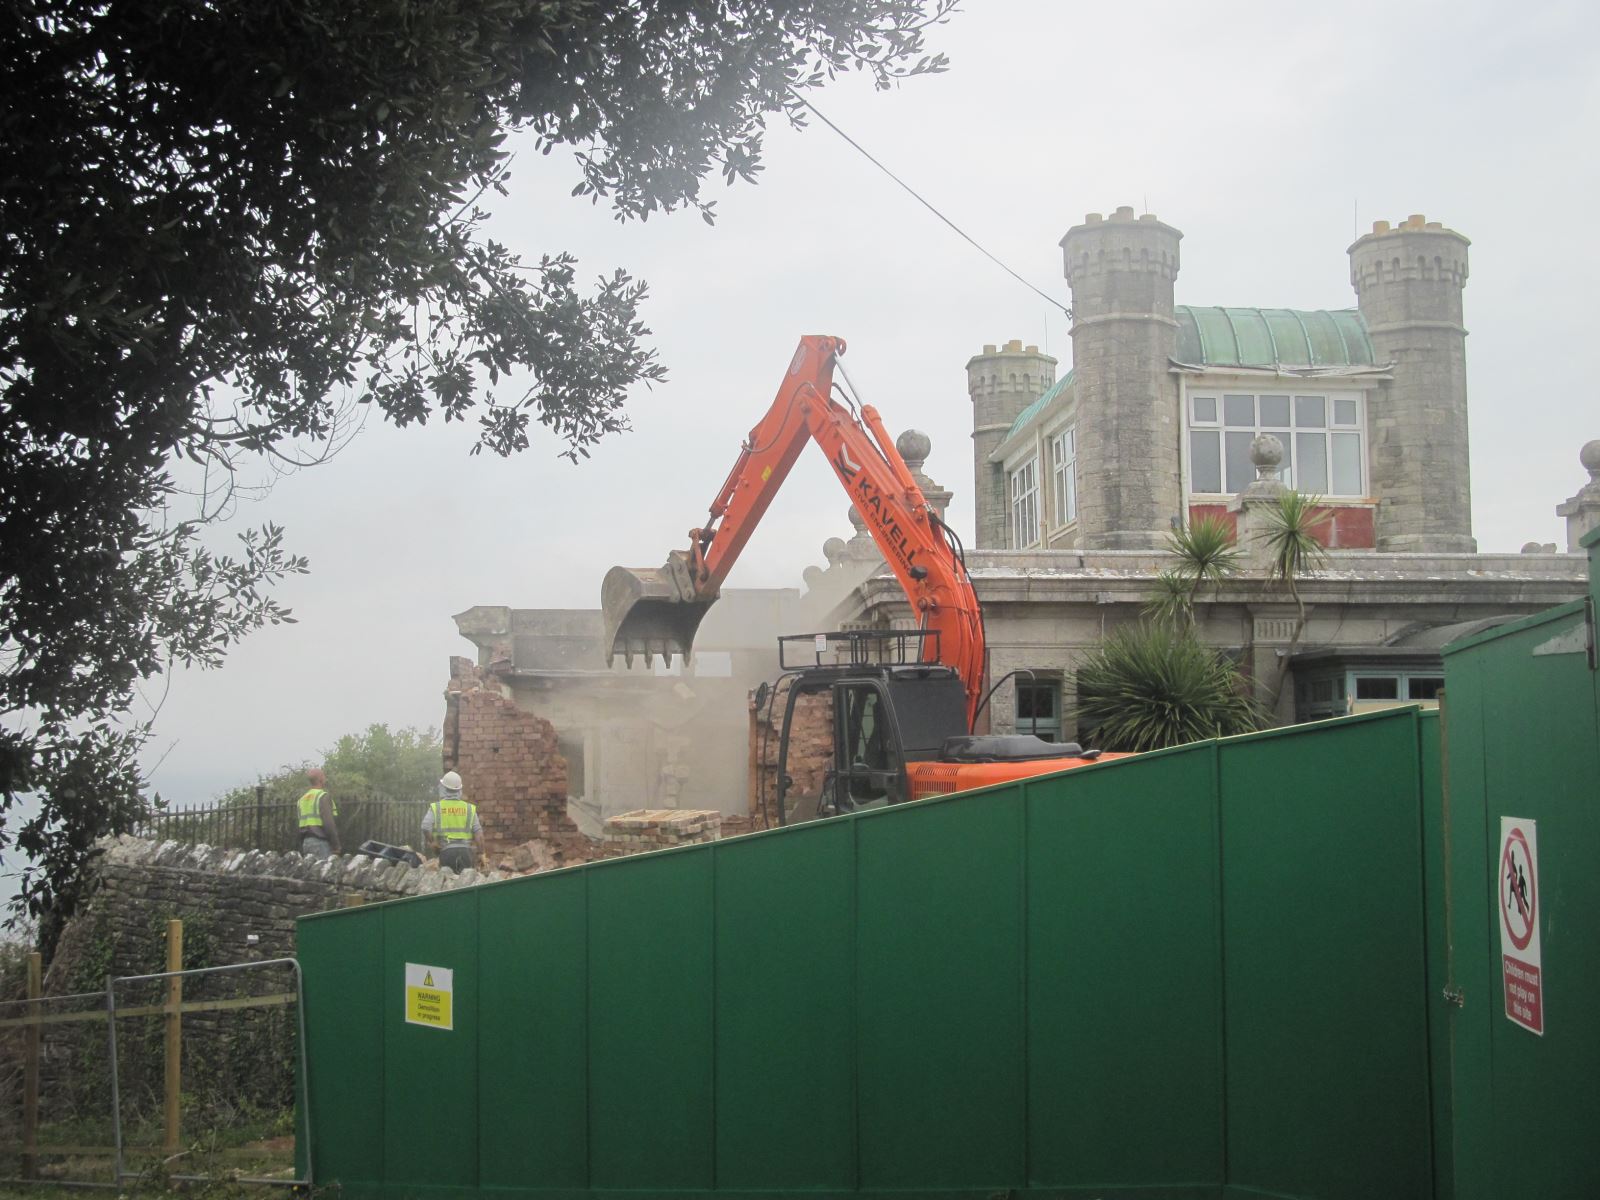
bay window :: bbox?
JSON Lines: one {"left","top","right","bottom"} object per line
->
{"left": 1188, "top": 390, "right": 1365, "bottom": 497}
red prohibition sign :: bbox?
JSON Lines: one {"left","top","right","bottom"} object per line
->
{"left": 1499, "top": 827, "right": 1536, "bottom": 952}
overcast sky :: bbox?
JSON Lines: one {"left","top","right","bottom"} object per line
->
{"left": 6, "top": 0, "right": 1598, "bottom": 901}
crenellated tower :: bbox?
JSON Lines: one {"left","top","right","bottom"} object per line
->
{"left": 1348, "top": 215, "right": 1474, "bottom": 552}
{"left": 1060, "top": 207, "right": 1183, "bottom": 549}
{"left": 967, "top": 340, "right": 1056, "bottom": 549}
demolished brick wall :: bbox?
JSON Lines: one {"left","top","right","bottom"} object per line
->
{"left": 444, "top": 656, "right": 576, "bottom": 848}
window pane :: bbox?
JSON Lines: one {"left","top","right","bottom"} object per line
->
{"left": 1295, "top": 395, "right": 1327, "bottom": 427}
{"left": 1355, "top": 676, "right": 1399, "bottom": 700}
{"left": 1296, "top": 432, "right": 1328, "bottom": 492}
{"left": 1260, "top": 394, "right": 1291, "bottom": 426}
{"left": 1331, "top": 432, "right": 1362, "bottom": 495}
{"left": 1017, "top": 682, "right": 1057, "bottom": 719}
{"left": 1191, "top": 395, "right": 1217, "bottom": 423}
{"left": 1190, "top": 430, "right": 1222, "bottom": 493}
{"left": 1334, "top": 397, "right": 1358, "bottom": 426}
{"left": 1225, "top": 430, "right": 1255, "bottom": 493}
{"left": 1064, "top": 462, "right": 1076, "bottom": 521}
{"left": 1408, "top": 677, "right": 1445, "bottom": 701}
{"left": 1223, "top": 394, "right": 1254, "bottom": 426}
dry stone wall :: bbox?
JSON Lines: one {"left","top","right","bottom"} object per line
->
{"left": 48, "top": 808, "right": 736, "bottom": 988}
{"left": 46, "top": 836, "right": 506, "bottom": 991}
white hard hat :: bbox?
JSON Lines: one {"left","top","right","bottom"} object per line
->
{"left": 439, "top": 771, "right": 463, "bottom": 791}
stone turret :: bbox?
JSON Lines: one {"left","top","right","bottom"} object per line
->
{"left": 1557, "top": 440, "right": 1600, "bottom": 552}
{"left": 967, "top": 340, "right": 1055, "bottom": 548}
{"left": 1348, "top": 215, "right": 1474, "bottom": 552}
{"left": 1060, "top": 207, "right": 1184, "bottom": 549}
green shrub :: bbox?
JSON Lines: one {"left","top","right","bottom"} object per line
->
{"left": 1073, "top": 623, "right": 1266, "bottom": 751}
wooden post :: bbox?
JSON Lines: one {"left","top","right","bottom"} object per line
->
{"left": 21, "top": 951, "right": 41, "bottom": 1180}
{"left": 163, "top": 919, "right": 183, "bottom": 1155}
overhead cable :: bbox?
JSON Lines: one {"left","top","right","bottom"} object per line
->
{"left": 786, "top": 86, "right": 1072, "bottom": 318}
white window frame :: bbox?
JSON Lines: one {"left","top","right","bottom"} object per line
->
{"left": 1014, "top": 677, "right": 1063, "bottom": 740}
{"left": 1184, "top": 386, "right": 1366, "bottom": 499}
{"left": 1049, "top": 425, "right": 1077, "bottom": 530}
{"left": 1009, "top": 456, "right": 1040, "bottom": 549}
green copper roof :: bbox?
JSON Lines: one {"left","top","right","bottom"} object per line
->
{"left": 1174, "top": 306, "right": 1375, "bottom": 369}
{"left": 1004, "top": 368, "right": 1074, "bottom": 441}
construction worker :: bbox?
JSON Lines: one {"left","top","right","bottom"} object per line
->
{"left": 295, "top": 768, "right": 341, "bottom": 859}
{"left": 422, "top": 771, "right": 482, "bottom": 873}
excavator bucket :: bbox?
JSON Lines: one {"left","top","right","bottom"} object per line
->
{"left": 601, "top": 554, "right": 718, "bottom": 668}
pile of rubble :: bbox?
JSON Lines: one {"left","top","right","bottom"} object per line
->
{"left": 489, "top": 808, "right": 725, "bottom": 874}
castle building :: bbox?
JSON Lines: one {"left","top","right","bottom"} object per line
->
{"left": 835, "top": 208, "right": 1589, "bottom": 737}
{"left": 972, "top": 209, "right": 1472, "bottom": 555}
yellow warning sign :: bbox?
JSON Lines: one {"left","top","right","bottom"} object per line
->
{"left": 404, "top": 962, "right": 453, "bottom": 1030}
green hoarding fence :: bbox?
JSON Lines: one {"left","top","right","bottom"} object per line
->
{"left": 301, "top": 706, "right": 1454, "bottom": 1200}
{"left": 1436, "top": 526, "right": 1599, "bottom": 1200}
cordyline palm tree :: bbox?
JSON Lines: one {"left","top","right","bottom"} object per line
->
{"left": 1255, "top": 491, "right": 1331, "bottom": 629}
{"left": 1142, "top": 569, "right": 1194, "bottom": 627}
{"left": 1148, "top": 513, "right": 1241, "bottom": 630}
{"left": 1071, "top": 623, "right": 1266, "bottom": 752}
{"left": 1166, "top": 513, "right": 1242, "bottom": 610}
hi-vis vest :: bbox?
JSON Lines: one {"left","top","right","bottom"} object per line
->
{"left": 297, "top": 788, "right": 337, "bottom": 830}
{"left": 431, "top": 797, "right": 476, "bottom": 842}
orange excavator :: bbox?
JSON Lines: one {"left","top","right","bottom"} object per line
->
{"left": 603, "top": 335, "right": 1121, "bottom": 823}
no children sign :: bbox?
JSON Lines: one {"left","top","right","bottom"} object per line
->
{"left": 1498, "top": 818, "right": 1543, "bottom": 1036}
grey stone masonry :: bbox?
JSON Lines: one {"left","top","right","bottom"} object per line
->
{"left": 1349, "top": 215, "right": 1475, "bottom": 553}
{"left": 1061, "top": 207, "right": 1184, "bottom": 550}
{"left": 967, "top": 340, "right": 1055, "bottom": 549}
{"left": 1556, "top": 440, "right": 1600, "bottom": 552}
{"left": 1229, "top": 434, "right": 1290, "bottom": 573}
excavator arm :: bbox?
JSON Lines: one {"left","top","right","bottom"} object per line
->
{"left": 602, "top": 334, "right": 987, "bottom": 729}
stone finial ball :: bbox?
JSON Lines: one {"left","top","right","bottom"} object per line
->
{"left": 1249, "top": 433, "right": 1285, "bottom": 469}
{"left": 822, "top": 536, "right": 847, "bottom": 564}
{"left": 847, "top": 504, "right": 867, "bottom": 532}
{"left": 1581, "top": 439, "right": 1600, "bottom": 476}
{"left": 802, "top": 565, "right": 824, "bottom": 589}
{"left": 896, "top": 428, "right": 932, "bottom": 467}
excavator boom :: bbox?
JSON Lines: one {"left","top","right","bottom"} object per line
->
{"left": 603, "top": 335, "right": 987, "bottom": 728}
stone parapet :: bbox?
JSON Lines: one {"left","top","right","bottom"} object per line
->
{"left": 1348, "top": 217, "right": 1470, "bottom": 303}
{"left": 851, "top": 549, "right": 1588, "bottom": 611}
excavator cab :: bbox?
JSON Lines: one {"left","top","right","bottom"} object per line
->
{"left": 767, "top": 630, "right": 969, "bottom": 825}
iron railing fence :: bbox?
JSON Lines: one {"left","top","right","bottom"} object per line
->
{"left": 135, "top": 793, "right": 428, "bottom": 854}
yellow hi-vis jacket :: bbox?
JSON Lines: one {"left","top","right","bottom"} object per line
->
{"left": 296, "top": 788, "right": 337, "bottom": 830}
{"left": 431, "top": 797, "right": 477, "bottom": 842}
